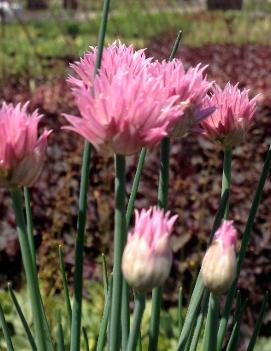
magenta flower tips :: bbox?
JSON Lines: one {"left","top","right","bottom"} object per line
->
{"left": 0, "top": 102, "right": 51, "bottom": 188}
{"left": 201, "top": 220, "right": 237, "bottom": 295}
{"left": 122, "top": 207, "right": 178, "bottom": 293}
{"left": 64, "top": 42, "right": 180, "bottom": 156}
{"left": 201, "top": 83, "right": 258, "bottom": 147}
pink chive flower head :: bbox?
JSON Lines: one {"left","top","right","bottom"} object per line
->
{"left": 149, "top": 59, "right": 213, "bottom": 137}
{"left": 68, "top": 41, "right": 151, "bottom": 89}
{"left": 0, "top": 102, "right": 51, "bottom": 188}
{"left": 201, "top": 220, "right": 237, "bottom": 295}
{"left": 201, "top": 83, "right": 258, "bottom": 147}
{"left": 64, "top": 43, "right": 180, "bottom": 156}
{"left": 122, "top": 207, "right": 178, "bottom": 293}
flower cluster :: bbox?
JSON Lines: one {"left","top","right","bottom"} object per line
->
{"left": 122, "top": 207, "right": 178, "bottom": 292}
{"left": 0, "top": 102, "right": 51, "bottom": 188}
{"left": 63, "top": 41, "right": 215, "bottom": 155}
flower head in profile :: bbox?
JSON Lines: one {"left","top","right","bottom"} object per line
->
{"left": 0, "top": 102, "right": 51, "bottom": 188}
{"left": 122, "top": 207, "right": 178, "bottom": 293}
{"left": 64, "top": 42, "right": 180, "bottom": 156}
{"left": 201, "top": 83, "right": 258, "bottom": 147}
{"left": 201, "top": 220, "right": 237, "bottom": 295}
{"left": 69, "top": 41, "right": 151, "bottom": 88}
{"left": 150, "top": 59, "right": 213, "bottom": 137}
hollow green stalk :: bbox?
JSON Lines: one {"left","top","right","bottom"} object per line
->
{"left": 177, "top": 190, "right": 229, "bottom": 351}
{"left": 127, "top": 293, "right": 146, "bottom": 351}
{"left": 59, "top": 245, "right": 72, "bottom": 326}
{"left": 126, "top": 148, "right": 147, "bottom": 226}
{"left": 96, "top": 277, "right": 113, "bottom": 351}
{"left": 203, "top": 294, "right": 219, "bottom": 351}
{"left": 10, "top": 187, "right": 53, "bottom": 351}
{"left": 8, "top": 283, "right": 37, "bottom": 351}
{"left": 189, "top": 291, "right": 209, "bottom": 351}
{"left": 217, "top": 145, "right": 271, "bottom": 351}
{"left": 109, "top": 154, "right": 126, "bottom": 351}
{"left": 70, "top": 0, "right": 111, "bottom": 349}
{"left": 247, "top": 292, "right": 269, "bottom": 351}
{"left": 225, "top": 298, "right": 247, "bottom": 351}
{"left": 0, "top": 303, "right": 14, "bottom": 351}
{"left": 83, "top": 327, "right": 90, "bottom": 351}
{"left": 70, "top": 142, "right": 91, "bottom": 351}
{"left": 148, "top": 137, "right": 170, "bottom": 351}
{"left": 178, "top": 287, "right": 184, "bottom": 333}
{"left": 203, "top": 147, "right": 232, "bottom": 350}
{"left": 24, "top": 187, "right": 35, "bottom": 264}
{"left": 221, "top": 147, "right": 232, "bottom": 219}
{"left": 57, "top": 312, "right": 65, "bottom": 351}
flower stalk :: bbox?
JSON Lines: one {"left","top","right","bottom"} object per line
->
{"left": 70, "top": 0, "right": 111, "bottom": 349}
{"left": 109, "top": 154, "right": 126, "bottom": 351}
{"left": 10, "top": 187, "right": 53, "bottom": 351}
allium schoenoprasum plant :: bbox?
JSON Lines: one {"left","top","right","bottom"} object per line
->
{"left": 0, "top": 0, "right": 270, "bottom": 350}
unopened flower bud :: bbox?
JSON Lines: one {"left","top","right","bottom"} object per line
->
{"left": 122, "top": 207, "right": 178, "bottom": 293}
{"left": 201, "top": 220, "right": 237, "bottom": 295}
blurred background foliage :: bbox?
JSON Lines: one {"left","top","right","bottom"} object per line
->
{"left": 0, "top": 0, "right": 271, "bottom": 81}
{"left": 0, "top": 0, "right": 271, "bottom": 350}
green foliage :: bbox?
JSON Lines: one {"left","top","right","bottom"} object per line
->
{"left": 1, "top": 9, "right": 271, "bottom": 80}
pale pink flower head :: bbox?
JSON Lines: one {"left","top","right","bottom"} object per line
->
{"left": 68, "top": 41, "right": 151, "bottom": 89}
{"left": 150, "top": 59, "right": 214, "bottom": 137}
{"left": 0, "top": 102, "right": 51, "bottom": 188}
{"left": 122, "top": 207, "right": 178, "bottom": 293}
{"left": 201, "top": 83, "right": 258, "bottom": 147}
{"left": 64, "top": 45, "right": 180, "bottom": 156}
{"left": 201, "top": 220, "right": 237, "bottom": 295}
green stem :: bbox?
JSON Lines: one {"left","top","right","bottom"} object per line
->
{"left": 109, "top": 155, "right": 126, "bottom": 351}
{"left": 247, "top": 292, "right": 269, "bottom": 351}
{"left": 96, "top": 277, "right": 112, "bottom": 351}
{"left": 8, "top": 284, "right": 37, "bottom": 351}
{"left": 178, "top": 287, "right": 183, "bottom": 333}
{"left": 59, "top": 245, "right": 72, "bottom": 326}
{"left": 127, "top": 293, "right": 146, "bottom": 351}
{"left": 57, "top": 312, "right": 65, "bottom": 351}
{"left": 122, "top": 148, "right": 148, "bottom": 349}
{"left": 121, "top": 280, "right": 130, "bottom": 350}
{"left": 10, "top": 187, "right": 52, "bottom": 351}
{"left": 221, "top": 148, "right": 232, "bottom": 219}
{"left": 71, "top": 0, "right": 110, "bottom": 347}
{"left": 225, "top": 298, "right": 247, "bottom": 351}
{"left": 83, "top": 327, "right": 90, "bottom": 351}
{"left": 24, "top": 187, "right": 35, "bottom": 264}
{"left": 217, "top": 145, "right": 271, "bottom": 351}
{"left": 203, "top": 293, "right": 219, "bottom": 351}
{"left": 126, "top": 148, "right": 147, "bottom": 226}
{"left": 148, "top": 137, "right": 170, "bottom": 351}
{"left": 0, "top": 303, "right": 14, "bottom": 351}
{"left": 177, "top": 190, "right": 229, "bottom": 351}
{"left": 70, "top": 142, "right": 91, "bottom": 351}
{"left": 189, "top": 291, "right": 209, "bottom": 351}
{"left": 102, "top": 253, "right": 109, "bottom": 296}
{"left": 201, "top": 148, "right": 231, "bottom": 351}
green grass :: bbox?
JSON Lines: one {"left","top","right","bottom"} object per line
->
{"left": 0, "top": 9, "right": 271, "bottom": 80}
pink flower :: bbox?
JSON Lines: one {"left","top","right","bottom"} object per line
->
{"left": 0, "top": 102, "right": 51, "bottom": 188}
{"left": 68, "top": 41, "right": 151, "bottom": 89}
{"left": 201, "top": 220, "right": 237, "bottom": 295}
{"left": 122, "top": 207, "right": 178, "bottom": 292}
{"left": 64, "top": 43, "right": 180, "bottom": 156}
{"left": 201, "top": 83, "right": 258, "bottom": 147}
{"left": 150, "top": 59, "right": 213, "bottom": 137}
